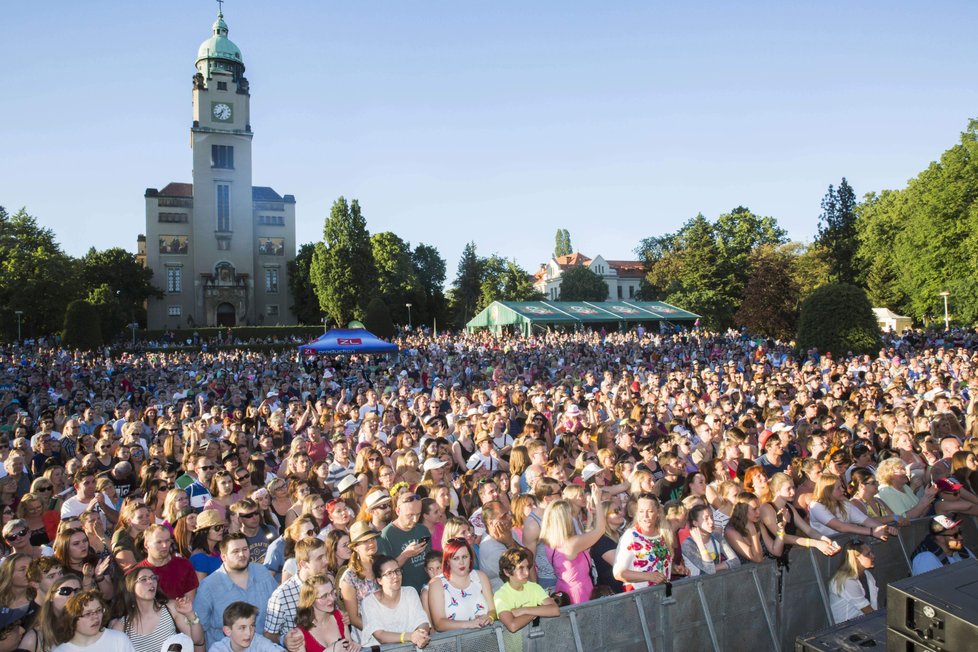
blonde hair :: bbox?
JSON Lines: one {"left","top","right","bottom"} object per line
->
{"left": 768, "top": 472, "right": 793, "bottom": 500}
{"left": 831, "top": 540, "right": 868, "bottom": 593}
{"left": 813, "top": 472, "right": 845, "bottom": 517}
{"left": 876, "top": 458, "right": 905, "bottom": 487}
{"left": 539, "top": 499, "right": 575, "bottom": 551}
{"left": 629, "top": 469, "right": 653, "bottom": 497}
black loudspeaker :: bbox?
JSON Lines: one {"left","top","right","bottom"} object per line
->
{"left": 795, "top": 611, "right": 888, "bottom": 651}
{"left": 887, "top": 558, "right": 978, "bottom": 651}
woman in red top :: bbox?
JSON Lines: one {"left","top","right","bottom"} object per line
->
{"left": 295, "top": 573, "right": 361, "bottom": 652}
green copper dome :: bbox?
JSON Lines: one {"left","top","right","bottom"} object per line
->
{"left": 196, "top": 12, "right": 244, "bottom": 69}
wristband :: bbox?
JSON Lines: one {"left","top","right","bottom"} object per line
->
{"left": 400, "top": 632, "right": 406, "bottom": 644}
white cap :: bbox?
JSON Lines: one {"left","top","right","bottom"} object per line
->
{"left": 422, "top": 458, "right": 449, "bottom": 472}
{"left": 581, "top": 463, "right": 604, "bottom": 482}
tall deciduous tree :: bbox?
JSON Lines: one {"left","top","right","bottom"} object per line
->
{"left": 411, "top": 243, "right": 447, "bottom": 328}
{"left": 559, "top": 265, "right": 608, "bottom": 301}
{"left": 478, "top": 256, "right": 542, "bottom": 309}
{"left": 287, "top": 243, "right": 322, "bottom": 325}
{"left": 80, "top": 247, "right": 158, "bottom": 337}
{"left": 371, "top": 232, "right": 418, "bottom": 325}
{"left": 310, "top": 197, "right": 377, "bottom": 327}
{"left": 734, "top": 245, "right": 800, "bottom": 340}
{"left": 0, "top": 206, "right": 81, "bottom": 340}
{"left": 816, "top": 178, "right": 860, "bottom": 285}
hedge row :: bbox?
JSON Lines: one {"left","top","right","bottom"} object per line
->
{"left": 137, "top": 326, "right": 325, "bottom": 342}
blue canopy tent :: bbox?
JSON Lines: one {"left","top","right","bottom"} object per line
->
{"left": 299, "top": 328, "right": 399, "bottom": 355}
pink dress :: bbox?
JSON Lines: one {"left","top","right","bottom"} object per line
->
{"left": 546, "top": 544, "right": 593, "bottom": 604}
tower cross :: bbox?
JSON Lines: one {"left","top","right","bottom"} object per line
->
{"left": 217, "top": 0, "right": 224, "bottom": 15}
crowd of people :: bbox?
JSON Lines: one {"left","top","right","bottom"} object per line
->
{"left": 0, "top": 325, "right": 975, "bottom": 651}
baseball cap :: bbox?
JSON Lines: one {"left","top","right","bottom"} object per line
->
{"left": 422, "top": 458, "right": 448, "bottom": 473}
{"left": 936, "top": 478, "right": 963, "bottom": 493}
{"left": 930, "top": 514, "right": 961, "bottom": 534}
{"left": 581, "top": 462, "right": 604, "bottom": 482}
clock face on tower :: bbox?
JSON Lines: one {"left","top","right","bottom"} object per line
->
{"left": 212, "top": 102, "right": 233, "bottom": 122}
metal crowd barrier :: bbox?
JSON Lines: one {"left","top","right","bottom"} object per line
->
{"left": 380, "top": 516, "right": 978, "bottom": 652}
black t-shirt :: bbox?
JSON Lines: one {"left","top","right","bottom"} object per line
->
{"left": 653, "top": 476, "right": 685, "bottom": 503}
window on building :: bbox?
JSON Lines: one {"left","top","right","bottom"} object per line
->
{"left": 166, "top": 268, "right": 181, "bottom": 293}
{"left": 216, "top": 184, "right": 230, "bottom": 231}
{"left": 167, "top": 306, "right": 182, "bottom": 317}
{"left": 265, "top": 268, "right": 279, "bottom": 293}
{"left": 257, "top": 215, "right": 285, "bottom": 226}
{"left": 211, "top": 145, "right": 234, "bottom": 169}
{"left": 617, "top": 286, "right": 623, "bottom": 299}
{"left": 217, "top": 81, "right": 227, "bottom": 91}
{"left": 266, "top": 305, "right": 279, "bottom": 317}
{"left": 629, "top": 285, "right": 635, "bottom": 298}
{"left": 159, "top": 212, "right": 188, "bottom": 223}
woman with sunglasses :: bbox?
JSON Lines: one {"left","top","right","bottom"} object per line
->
{"left": 16, "top": 493, "right": 51, "bottom": 547}
{"left": 829, "top": 539, "right": 878, "bottom": 623}
{"left": 3, "top": 520, "right": 52, "bottom": 560}
{"left": 187, "top": 509, "right": 225, "bottom": 581}
{"left": 19, "top": 573, "right": 82, "bottom": 652}
{"left": 109, "top": 566, "right": 203, "bottom": 652}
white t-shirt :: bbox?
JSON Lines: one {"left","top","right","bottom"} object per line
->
{"left": 829, "top": 572, "right": 878, "bottom": 623}
{"left": 808, "top": 501, "right": 870, "bottom": 537}
{"left": 359, "top": 586, "right": 430, "bottom": 647}
{"left": 52, "top": 629, "right": 136, "bottom": 652}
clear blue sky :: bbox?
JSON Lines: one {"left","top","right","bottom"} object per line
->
{"left": 2, "top": 1, "right": 976, "bottom": 278}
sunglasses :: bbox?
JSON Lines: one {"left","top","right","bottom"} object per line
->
{"left": 400, "top": 494, "right": 421, "bottom": 504}
{"left": 36, "top": 486, "right": 53, "bottom": 493}
{"left": 56, "top": 585, "right": 81, "bottom": 597}
{"left": 238, "top": 511, "right": 259, "bottom": 519}
{"left": 5, "top": 528, "right": 28, "bottom": 541}
{"left": 200, "top": 465, "right": 216, "bottom": 472}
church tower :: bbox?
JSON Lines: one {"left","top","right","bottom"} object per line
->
{"left": 142, "top": 7, "right": 296, "bottom": 329}
{"left": 191, "top": 9, "right": 255, "bottom": 325}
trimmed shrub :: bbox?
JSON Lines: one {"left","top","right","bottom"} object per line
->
{"left": 796, "top": 283, "right": 880, "bottom": 356}
{"left": 62, "top": 300, "right": 103, "bottom": 350}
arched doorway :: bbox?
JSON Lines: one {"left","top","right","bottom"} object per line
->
{"left": 216, "top": 302, "right": 236, "bottom": 326}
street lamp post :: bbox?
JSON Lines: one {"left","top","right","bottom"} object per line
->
{"left": 405, "top": 303, "right": 413, "bottom": 329}
{"left": 940, "top": 292, "right": 950, "bottom": 331}
{"left": 14, "top": 311, "right": 22, "bottom": 344}
{"left": 322, "top": 317, "right": 328, "bottom": 334}
{"left": 128, "top": 322, "right": 139, "bottom": 347}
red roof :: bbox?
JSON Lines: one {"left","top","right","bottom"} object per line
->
{"left": 159, "top": 182, "right": 193, "bottom": 197}
{"left": 607, "top": 260, "right": 645, "bottom": 278}
{"left": 554, "top": 252, "right": 592, "bottom": 269}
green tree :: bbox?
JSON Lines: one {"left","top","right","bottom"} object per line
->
{"left": 0, "top": 206, "right": 82, "bottom": 340}
{"left": 554, "top": 229, "right": 572, "bottom": 257}
{"left": 310, "top": 197, "right": 377, "bottom": 327}
{"left": 287, "top": 243, "right": 322, "bottom": 325}
{"left": 79, "top": 246, "right": 158, "bottom": 337}
{"left": 478, "top": 256, "right": 542, "bottom": 309}
{"left": 714, "top": 206, "right": 787, "bottom": 305}
{"left": 558, "top": 265, "right": 608, "bottom": 301}
{"left": 734, "top": 245, "right": 800, "bottom": 340}
{"left": 816, "top": 178, "right": 860, "bottom": 285}
{"left": 61, "top": 299, "right": 102, "bottom": 350}
{"left": 362, "top": 297, "right": 395, "bottom": 339}
{"left": 411, "top": 243, "right": 447, "bottom": 328}
{"left": 450, "top": 242, "right": 482, "bottom": 327}
{"left": 796, "top": 284, "right": 880, "bottom": 355}
{"left": 371, "top": 232, "right": 418, "bottom": 325}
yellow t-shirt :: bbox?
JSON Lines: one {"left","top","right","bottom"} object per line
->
{"left": 494, "top": 580, "right": 550, "bottom": 652}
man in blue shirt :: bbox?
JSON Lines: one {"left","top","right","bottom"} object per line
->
{"left": 194, "top": 533, "right": 279, "bottom": 647}
{"left": 911, "top": 515, "right": 974, "bottom": 576}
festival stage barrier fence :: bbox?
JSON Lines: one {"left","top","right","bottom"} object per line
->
{"left": 380, "top": 515, "right": 978, "bottom": 652}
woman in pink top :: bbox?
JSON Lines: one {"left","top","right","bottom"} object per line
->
{"left": 539, "top": 491, "right": 607, "bottom": 604}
